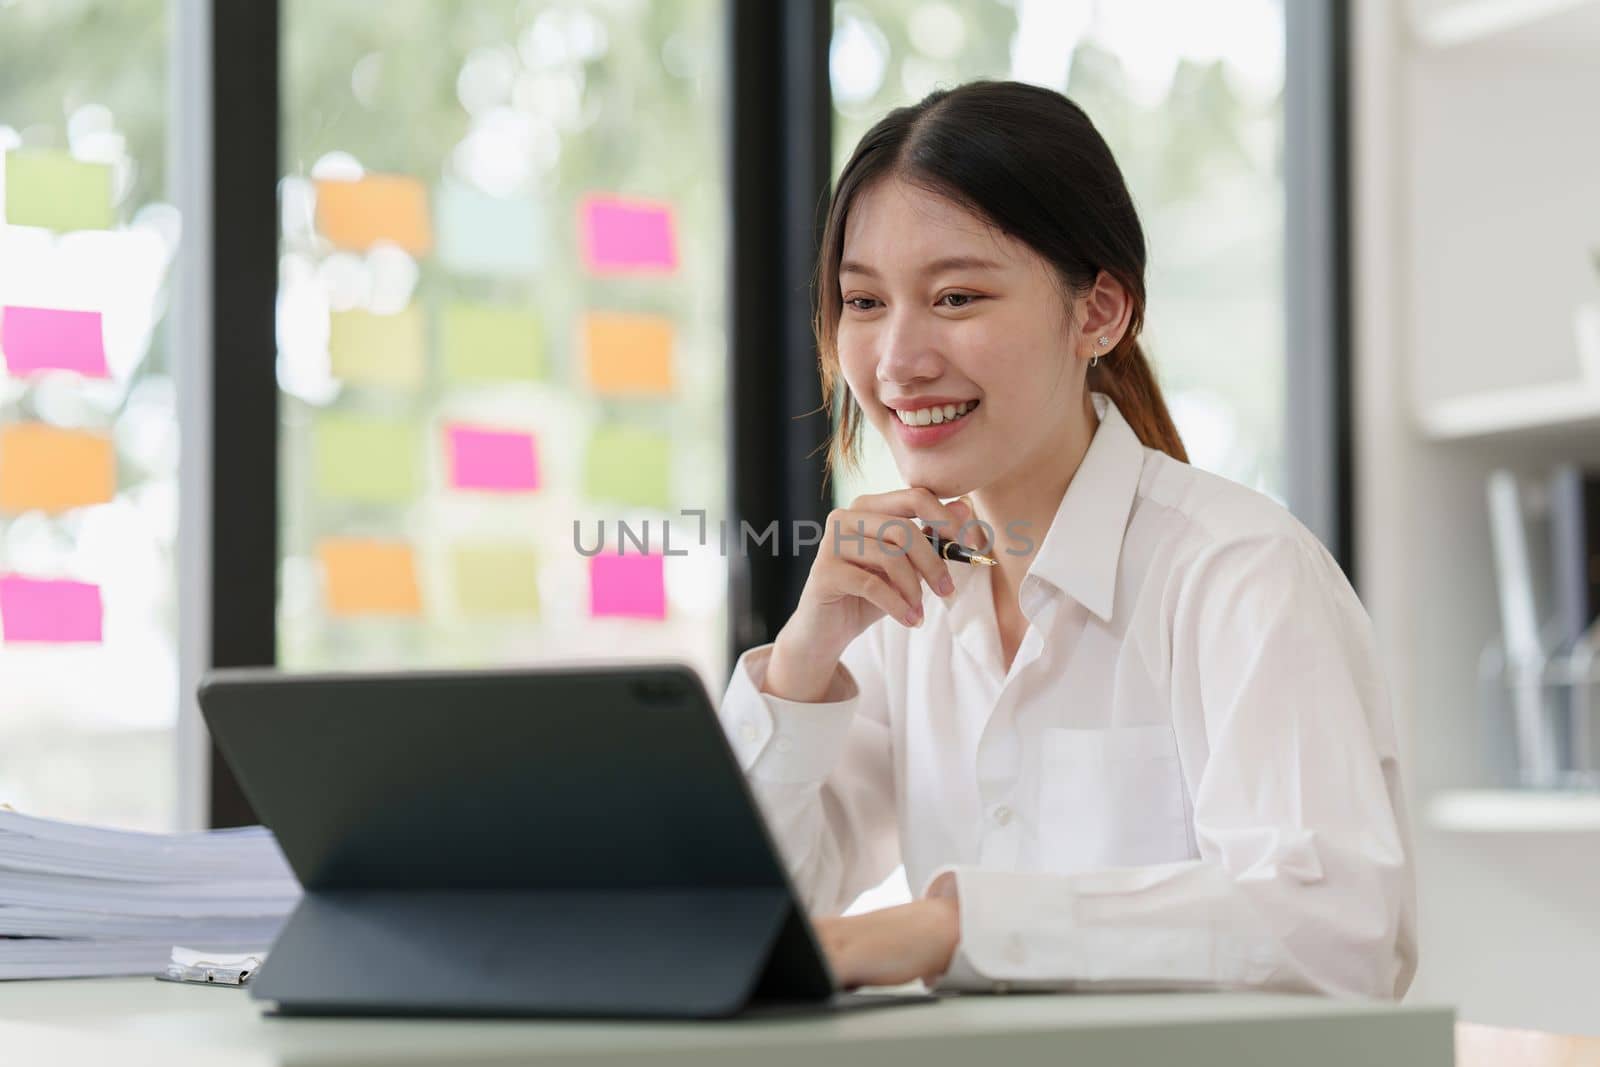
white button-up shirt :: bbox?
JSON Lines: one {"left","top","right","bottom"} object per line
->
{"left": 718, "top": 391, "right": 1416, "bottom": 998}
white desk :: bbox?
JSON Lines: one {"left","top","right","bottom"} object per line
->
{"left": 0, "top": 978, "right": 1452, "bottom": 1066}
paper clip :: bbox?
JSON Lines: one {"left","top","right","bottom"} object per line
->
{"left": 162, "top": 954, "right": 262, "bottom": 987}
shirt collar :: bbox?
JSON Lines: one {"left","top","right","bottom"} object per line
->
{"left": 1019, "top": 391, "right": 1147, "bottom": 624}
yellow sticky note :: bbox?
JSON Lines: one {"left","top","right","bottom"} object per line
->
{"left": 3, "top": 151, "right": 114, "bottom": 232}
{"left": 441, "top": 302, "right": 542, "bottom": 384}
{"left": 0, "top": 423, "right": 115, "bottom": 514}
{"left": 451, "top": 545, "right": 540, "bottom": 617}
{"left": 584, "top": 425, "right": 670, "bottom": 510}
{"left": 317, "top": 539, "right": 422, "bottom": 617}
{"left": 582, "top": 312, "right": 674, "bottom": 395}
{"left": 312, "top": 414, "right": 419, "bottom": 503}
{"left": 328, "top": 306, "right": 426, "bottom": 390}
{"left": 314, "top": 175, "right": 432, "bottom": 256}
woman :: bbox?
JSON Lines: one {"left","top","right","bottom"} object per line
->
{"left": 718, "top": 80, "right": 1415, "bottom": 998}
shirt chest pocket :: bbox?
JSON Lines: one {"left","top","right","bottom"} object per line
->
{"left": 1036, "top": 724, "right": 1193, "bottom": 874}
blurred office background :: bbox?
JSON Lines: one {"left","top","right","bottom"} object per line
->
{"left": 0, "top": 0, "right": 1312, "bottom": 831}
{"left": 3, "top": 0, "right": 1598, "bottom": 1035}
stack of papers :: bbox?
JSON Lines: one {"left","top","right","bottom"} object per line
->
{"left": 0, "top": 809, "right": 300, "bottom": 980}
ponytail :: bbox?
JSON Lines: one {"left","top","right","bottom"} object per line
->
{"left": 1089, "top": 342, "right": 1188, "bottom": 464}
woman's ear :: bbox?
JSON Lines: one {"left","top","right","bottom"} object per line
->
{"left": 1076, "top": 270, "right": 1133, "bottom": 357}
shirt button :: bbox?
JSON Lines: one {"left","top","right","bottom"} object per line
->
{"left": 992, "top": 805, "right": 1014, "bottom": 826}
{"left": 773, "top": 735, "right": 792, "bottom": 753}
{"left": 739, "top": 721, "right": 759, "bottom": 744}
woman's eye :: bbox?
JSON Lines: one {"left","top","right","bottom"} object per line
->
{"left": 939, "top": 293, "right": 980, "bottom": 309}
{"left": 844, "top": 297, "right": 880, "bottom": 312}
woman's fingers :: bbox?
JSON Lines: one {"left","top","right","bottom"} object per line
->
{"left": 828, "top": 507, "right": 954, "bottom": 600}
{"left": 864, "top": 547, "right": 924, "bottom": 622}
{"left": 824, "top": 518, "right": 929, "bottom": 618}
{"left": 849, "top": 486, "right": 968, "bottom": 540}
{"left": 775, "top": 491, "right": 973, "bottom": 688}
{"left": 810, "top": 917, "right": 857, "bottom": 988}
{"left": 839, "top": 556, "right": 922, "bottom": 626}
{"left": 849, "top": 485, "right": 988, "bottom": 552}
{"left": 872, "top": 514, "right": 955, "bottom": 598}
{"left": 808, "top": 486, "right": 986, "bottom": 633}
{"left": 809, "top": 902, "right": 961, "bottom": 990}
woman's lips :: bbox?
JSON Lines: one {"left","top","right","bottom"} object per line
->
{"left": 888, "top": 403, "right": 977, "bottom": 448}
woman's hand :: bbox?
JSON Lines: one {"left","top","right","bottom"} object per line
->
{"left": 812, "top": 897, "right": 961, "bottom": 989}
{"left": 765, "top": 489, "right": 974, "bottom": 703}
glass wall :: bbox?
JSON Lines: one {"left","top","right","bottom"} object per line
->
{"left": 0, "top": 0, "right": 182, "bottom": 829}
{"left": 276, "top": 1, "right": 729, "bottom": 689}
{"left": 829, "top": 0, "right": 1287, "bottom": 507}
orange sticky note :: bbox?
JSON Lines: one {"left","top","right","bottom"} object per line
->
{"left": 314, "top": 175, "right": 433, "bottom": 256}
{"left": 582, "top": 312, "right": 674, "bottom": 395}
{"left": 0, "top": 423, "right": 115, "bottom": 514}
{"left": 316, "top": 538, "right": 423, "bottom": 617}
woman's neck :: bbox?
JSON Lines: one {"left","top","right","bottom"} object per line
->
{"left": 970, "top": 393, "right": 1100, "bottom": 606}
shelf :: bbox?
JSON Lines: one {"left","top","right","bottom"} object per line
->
{"left": 1416, "top": 380, "right": 1600, "bottom": 442}
{"left": 1410, "top": 0, "right": 1600, "bottom": 50}
{"left": 1426, "top": 789, "right": 1600, "bottom": 832}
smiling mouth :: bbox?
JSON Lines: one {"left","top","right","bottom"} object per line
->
{"left": 891, "top": 400, "right": 978, "bottom": 427}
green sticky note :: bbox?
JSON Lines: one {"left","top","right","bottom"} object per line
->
{"left": 4, "top": 150, "right": 114, "bottom": 232}
{"left": 584, "top": 425, "right": 670, "bottom": 510}
{"left": 441, "top": 302, "right": 542, "bottom": 384}
{"left": 451, "top": 545, "right": 540, "bottom": 617}
{"left": 328, "top": 306, "right": 426, "bottom": 390}
{"left": 313, "top": 414, "right": 419, "bottom": 503}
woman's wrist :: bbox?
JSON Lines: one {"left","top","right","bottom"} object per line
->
{"left": 763, "top": 626, "right": 847, "bottom": 704}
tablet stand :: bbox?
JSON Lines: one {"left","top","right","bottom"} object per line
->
{"left": 252, "top": 885, "right": 830, "bottom": 1018}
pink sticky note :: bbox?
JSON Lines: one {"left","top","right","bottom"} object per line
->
{"left": 0, "top": 306, "right": 109, "bottom": 378}
{"left": 0, "top": 575, "right": 104, "bottom": 643}
{"left": 579, "top": 195, "right": 678, "bottom": 274}
{"left": 589, "top": 553, "right": 666, "bottom": 620}
{"left": 445, "top": 424, "right": 540, "bottom": 492}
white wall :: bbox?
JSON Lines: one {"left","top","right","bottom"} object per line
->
{"left": 1354, "top": 0, "right": 1600, "bottom": 1033}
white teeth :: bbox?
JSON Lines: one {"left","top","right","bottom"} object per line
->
{"left": 895, "top": 401, "right": 976, "bottom": 427}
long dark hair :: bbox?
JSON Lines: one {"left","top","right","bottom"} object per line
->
{"left": 816, "top": 79, "right": 1188, "bottom": 473}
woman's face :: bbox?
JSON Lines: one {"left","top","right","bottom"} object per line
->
{"left": 836, "top": 177, "right": 1085, "bottom": 500}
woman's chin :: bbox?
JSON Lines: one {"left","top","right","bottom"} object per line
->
{"left": 891, "top": 461, "right": 978, "bottom": 500}
{"left": 878, "top": 424, "right": 984, "bottom": 497}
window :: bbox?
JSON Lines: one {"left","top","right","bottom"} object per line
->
{"left": 276, "top": 1, "right": 730, "bottom": 690}
{"left": 0, "top": 0, "right": 181, "bottom": 829}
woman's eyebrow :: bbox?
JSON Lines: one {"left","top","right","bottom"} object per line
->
{"left": 839, "top": 255, "right": 1005, "bottom": 279}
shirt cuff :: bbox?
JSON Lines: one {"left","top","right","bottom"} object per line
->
{"left": 919, "top": 868, "right": 988, "bottom": 991}
{"left": 718, "top": 645, "right": 860, "bottom": 785}
{"left": 920, "top": 864, "right": 1275, "bottom": 992}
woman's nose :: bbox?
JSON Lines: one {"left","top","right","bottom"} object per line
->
{"left": 875, "top": 312, "right": 944, "bottom": 385}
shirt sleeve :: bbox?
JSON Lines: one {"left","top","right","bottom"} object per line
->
{"left": 923, "top": 533, "right": 1418, "bottom": 999}
{"left": 717, "top": 624, "right": 899, "bottom": 916}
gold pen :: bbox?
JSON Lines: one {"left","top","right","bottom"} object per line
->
{"left": 921, "top": 528, "right": 999, "bottom": 567}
